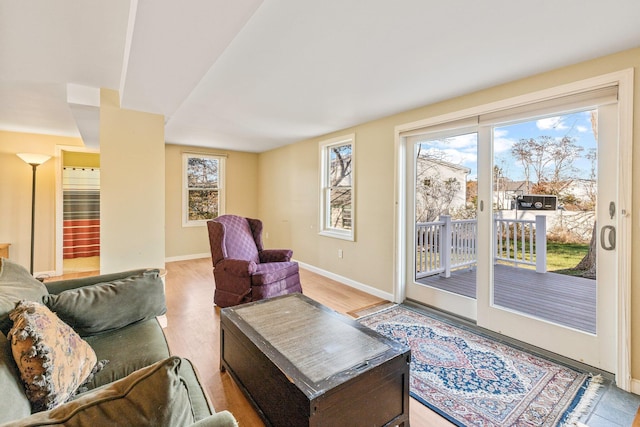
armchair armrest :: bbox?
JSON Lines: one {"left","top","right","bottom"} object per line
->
{"left": 216, "top": 259, "right": 257, "bottom": 277}
{"left": 259, "top": 249, "right": 293, "bottom": 263}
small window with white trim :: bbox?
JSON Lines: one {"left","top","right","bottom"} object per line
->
{"left": 182, "top": 153, "right": 225, "bottom": 226}
{"left": 319, "top": 134, "right": 355, "bottom": 240}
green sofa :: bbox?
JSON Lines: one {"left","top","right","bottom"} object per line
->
{"left": 0, "top": 259, "right": 238, "bottom": 427}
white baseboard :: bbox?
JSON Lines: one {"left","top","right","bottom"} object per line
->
{"left": 297, "top": 261, "right": 394, "bottom": 301}
{"left": 165, "top": 253, "right": 211, "bottom": 263}
{"left": 630, "top": 378, "right": 640, "bottom": 395}
{"left": 160, "top": 256, "right": 395, "bottom": 301}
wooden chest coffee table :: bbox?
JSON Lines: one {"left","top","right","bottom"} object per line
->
{"left": 220, "top": 293, "right": 410, "bottom": 427}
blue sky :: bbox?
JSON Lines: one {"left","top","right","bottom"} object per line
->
{"left": 420, "top": 110, "right": 597, "bottom": 181}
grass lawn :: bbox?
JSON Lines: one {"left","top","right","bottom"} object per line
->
{"left": 496, "top": 240, "right": 590, "bottom": 276}
{"left": 546, "top": 241, "right": 589, "bottom": 274}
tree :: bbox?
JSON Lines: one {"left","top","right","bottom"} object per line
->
{"left": 328, "top": 145, "right": 353, "bottom": 229}
{"left": 187, "top": 157, "right": 219, "bottom": 220}
{"left": 575, "top": 111, "right": 598, "bottom": 276}
{"left": 510, "top": 135, "right": 583, "bottom": 197}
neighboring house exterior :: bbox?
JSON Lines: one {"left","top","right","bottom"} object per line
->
{"left": 416, "top": 157, "right": 470, "bottom": 222}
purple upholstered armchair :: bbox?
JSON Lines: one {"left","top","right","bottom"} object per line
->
{"left": 207, "top": 215, "right": 303, "bottom": 308}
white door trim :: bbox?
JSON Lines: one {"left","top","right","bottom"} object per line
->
{"left": 54, "top": 145, "right": 100, "bottom": 277}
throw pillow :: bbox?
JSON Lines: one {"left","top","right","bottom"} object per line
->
{"left": 7, "top": 357, "right": 196, "bottom": 427}
{"left": 43, "top": 269, "right": 166, "bottom": 336}
{"left": 8, "top": 300, "right": 103, "bottom": 412}
{"left": 0, "top": 258, "right": 48, "bottom": 335}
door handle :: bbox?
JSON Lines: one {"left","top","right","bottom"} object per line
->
{"left": 600, "top": 225, "right": 616, "bottom": 251}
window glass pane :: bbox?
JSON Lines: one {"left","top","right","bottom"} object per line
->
{"left": 188, "top": 157, "right": 218, "bottom": 189}
{"left": 329, "top": 144, "right": 352, "bottom": 187}
{"left": 329, "top": 188, "right": 352, "bottom": 230}
{"left": 188, "top": 189, "right": 219, "bottom": 220}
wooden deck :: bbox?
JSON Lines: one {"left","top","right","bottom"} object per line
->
{"left": 417, "top": 264, "right": 596, "bottom": 334}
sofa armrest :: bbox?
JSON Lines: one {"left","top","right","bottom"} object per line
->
{"left": 216, "top": 259, "right": 256, "bottom": 277}
{"left": 259, "top": 249, "right": 293, "bottom": 263}
{"left": 189, "top": 411, "right": 238, "bottom": 427}
{"left": 45, "top": 269, "right": 148, "bottom": 294}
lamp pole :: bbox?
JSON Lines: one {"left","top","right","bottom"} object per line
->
{"left": 17, "top": 153, "right": 51, "bottom": 275}
{"left": 28, "top": 163, "right": 37, "bottom": 274}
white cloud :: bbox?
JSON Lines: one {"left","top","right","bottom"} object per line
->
{"left": 446, "top": 133, "right": 478, "bottom": 149}
{"left": 494, "top": 135, "right": 515, "bottom": 154}
{"left": 441, "top": 148, "right": 477, "bottom": 165}
{"left": 576, "top": 125, "right": 588, "bottom": 133}
{"left": 536, "top": 116, "right": 568, "bottom": 131}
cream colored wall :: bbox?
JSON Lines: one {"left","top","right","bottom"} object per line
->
{"left": 257, "top": 47, "right": 640, "bottom": 377}
{"left": 259, "top": 117, "right": 400, "bottom": 296}
{"left": 63, "top": 151, "right": 99, "bottom": 168}
{"left": 164, "top": 144, "right": 259, "bottom": 259}
{"left": 0, "top": 131, "right": 82, "bottom": 273}
{"left": 99, "top": 89, "right": 165, "bottom": 273}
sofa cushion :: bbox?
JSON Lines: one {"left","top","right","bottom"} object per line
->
{"left": 44, "top": 269, "right": 147, "bottom": 295}
{"left": 3, "top": 357, "right": 196, "bottom": 427}
{"left": 83, "top": 318, "right": 170, "bottom": 390}
{"left": 0, "top": 331, "right": 32, "bottom": 424}
{"left": 0, "top": 259, "right": 48, "bottom": 335}
{"left": 42, "top": 269, "right": 166, "bottom": 336}
{"left": 8, "top": 301, "right": 101, "bottom": 412}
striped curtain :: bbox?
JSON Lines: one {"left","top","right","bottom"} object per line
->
{"left": 63, "top": 167, "right": 100, "bottom": 259}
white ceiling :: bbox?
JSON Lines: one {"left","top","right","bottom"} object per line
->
{"left": 1, "top": 0, "right": 639, "bottom": 152}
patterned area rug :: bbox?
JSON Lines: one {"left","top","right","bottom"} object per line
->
{"left": 358, "top": 305, "right": 600, "bottom": 427}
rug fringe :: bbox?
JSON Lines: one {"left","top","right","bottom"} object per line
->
{"left": 560, "top": 374, "right": 604, "bottom": 426}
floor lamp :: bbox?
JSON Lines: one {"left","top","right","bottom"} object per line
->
{"left": 17, "top": 153, "right": 51, "bottom": 275}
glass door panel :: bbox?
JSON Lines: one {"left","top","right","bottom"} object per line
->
{"left": 491, "top": 111, "right": 597, "bottom": 331}
{"left": 406, "top": 132, "right": 479, "bottom": 319}
{"left": 477, "top": 107, "right": 616, "bottom": 372}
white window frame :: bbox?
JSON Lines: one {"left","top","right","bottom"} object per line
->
{"left": 319, "top": 134, "right": 355, "bottom": 241}
{"left": 182, "top": 153, "right": 225, "bottom": 227}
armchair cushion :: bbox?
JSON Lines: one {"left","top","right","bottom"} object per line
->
{"left": 219, "top": 215, "right": 260, "bottom": 263}
{"left": 251, "top": 262, "right": 299, "bottom": 286}
{"left": 42, "top": 270, "right": 166, "bottom": 336}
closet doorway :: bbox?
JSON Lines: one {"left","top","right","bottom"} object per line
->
{"left": 59, "top": 150, "right": 100, "bottom": 274}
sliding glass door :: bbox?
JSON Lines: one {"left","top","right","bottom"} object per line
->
{"left": 402, "top": 83, "right": 624, "bottom": 373}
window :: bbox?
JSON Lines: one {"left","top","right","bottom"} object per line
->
{"left": 319, "top": 134, "right": 355, "bottom": 240}
{"left": 182, "top": 153, "right": 225, "bottom": 226}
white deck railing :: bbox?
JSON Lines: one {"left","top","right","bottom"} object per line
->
{"left": 416, "top": 215, "right": 546, "bottom": 279}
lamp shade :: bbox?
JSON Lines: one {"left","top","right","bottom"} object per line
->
{"left": 17, "top": 153, "right": 51, "bottom": 165}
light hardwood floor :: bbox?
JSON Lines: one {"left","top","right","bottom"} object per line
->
{"left": 53, "top": 258, "right": 453, "bottom": 426}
